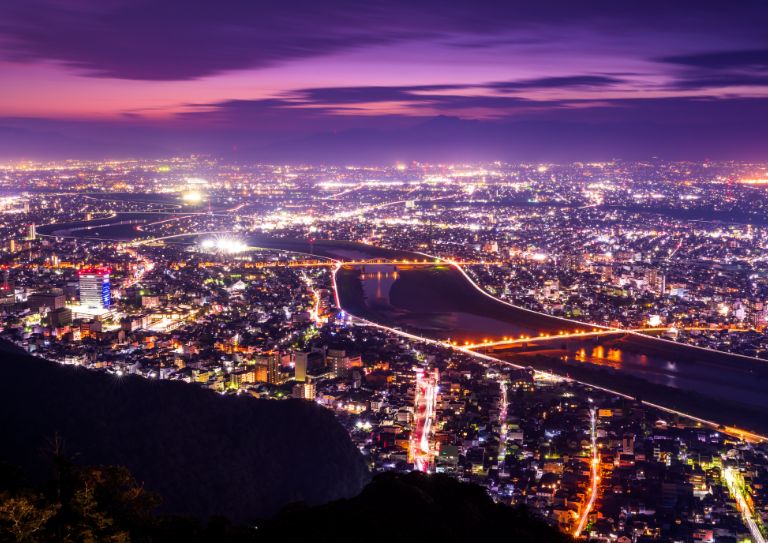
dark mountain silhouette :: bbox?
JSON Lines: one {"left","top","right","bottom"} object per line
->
{"left": 258, "top": 471, "right": 573, "bottom": 543}
{"left": 0, "top": 344, "right": 369, "bottom": 522}
{"left": 0, "top": 463, "right": 571, "bottom": 542}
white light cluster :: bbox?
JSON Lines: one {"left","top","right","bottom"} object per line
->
{"left": 182, "top": 190, "right": 204, "bottom": 203}
{"left": 200, "top": 236, "right": 247, "bottom": 254}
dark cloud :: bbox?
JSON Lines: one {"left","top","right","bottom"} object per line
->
{"left": 0, "top": 1, "right": 409, "bottom": 80}
{"left": 180, "top": 92, "right": 768, "bottom": 130}
{"left": 657, "top": 49, "right": 768, "bottom": 90}
{"left": 487, "top": 75, "right": 625, "bottom": 91}
{"left": 667, "top": 74, "right": 768, "bottom": 90}
{"left": 658, "top": 49, "right": 768, "bottom": 70}
{"left": 178, "top": 92, "right": 542, "bottom": 126}
{"left": 0, "top": 1, "right": 767, "bottom": 80}
{"left": 283, "top": 77, "right": 618, "bottom": 109}
{"left": 291, "top": 85, "right": 471, "bottom": 105}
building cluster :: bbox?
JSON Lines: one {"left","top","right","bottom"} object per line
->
{"left": 1, "top": 157, "right": 767, "bottom": 540}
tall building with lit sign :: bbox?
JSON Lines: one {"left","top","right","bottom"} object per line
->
{"left": 78, "top": 267, "right": 111, "bottom": 309}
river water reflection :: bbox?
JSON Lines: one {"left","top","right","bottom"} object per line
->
{"left": 340, "top": 264, "right": 768, "bottom": 422}
{"left": 35, "top": 207, "right": 768, "bottom": 433}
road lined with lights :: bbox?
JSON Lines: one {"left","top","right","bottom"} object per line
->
{"left": 496, "top": 378, "right": 508, "bottom": 472}
{"left": 574, "top": 408, "right": 599, "bottom": 538}
{"left": 723, "top": 467, "right": 767, "bottom": 543}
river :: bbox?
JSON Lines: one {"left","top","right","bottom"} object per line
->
{"left": 336, "top": 262, "right": 768, "bottom": 436}
{"left": 38, "top": 210, "right": 768, "bottom": 435}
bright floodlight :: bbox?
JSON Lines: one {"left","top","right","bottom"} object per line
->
{"left": 200, "top": 236, "right": 247, "bottom": 254}
{"left": 182, "top": 190, "right": 204, "bottom": 203}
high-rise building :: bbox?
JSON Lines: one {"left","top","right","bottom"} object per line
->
{"left": 27, "top": 223, "right": 36, "bottom": 241}
{"left": 253, "top": 353, "right": 281, "bottom": 384}
{"left": 622, "top": 434, "right": 635, "bottom": 455}
{"left": 327, "top": 349, "right": 362, "bottom": 380}
{"left": 292, "top": 381, "right": 316, "bottom": 400}
{"left": 294, "top": 351, "right": 309, "bottom": 382}
{"left": 78, "top": 267, "right": 111, "bottom": 309}
{"left": 327, "top": 348, "right": 347, "bottom": 379}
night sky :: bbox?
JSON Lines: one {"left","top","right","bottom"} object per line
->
{"left": 1, "top": 0, "right": 767, "bottom": 162}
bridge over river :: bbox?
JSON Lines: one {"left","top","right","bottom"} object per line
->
{"left": 38, "top": 209, "right": 768, "bottom": 438}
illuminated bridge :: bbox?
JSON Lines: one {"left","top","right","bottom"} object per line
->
{"left": 459, "top": 326, "right": 751, "bottom": 350}
{"left": 340, "top": 258, "right": 501, "bottom": 266}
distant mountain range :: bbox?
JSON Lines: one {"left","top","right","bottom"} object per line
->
{"left": 241, "top": 114, "right": 767, "bottom": 164}
{"left": 3, "top": 108, "right": 768, "bottom": 163}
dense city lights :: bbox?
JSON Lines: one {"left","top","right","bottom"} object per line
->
{"left": 1, "top": 157, "right": 768, "bottom": 541}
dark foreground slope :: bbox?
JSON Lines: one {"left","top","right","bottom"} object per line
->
{"left": 0, "top": 467, "right": 571, "bottom": 542}
{"left": 0, "top": 347, "right": 369, "bottom": 522}
{"left": 259, "top": 472, "right": 572, "bottom": 543}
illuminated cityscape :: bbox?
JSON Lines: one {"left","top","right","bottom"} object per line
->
{"left": 0, "top": 158, "right": 765, "bottom": 540}
{"left": 1, "top": 1, "right": 768, "bottom": 542}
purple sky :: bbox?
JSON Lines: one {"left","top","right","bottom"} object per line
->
{"left": 1, "top": 0, "right": 767, "bottom": 162}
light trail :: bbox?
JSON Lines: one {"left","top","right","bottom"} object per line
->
{"left": 409, "top": 369, "right": 439, "bottom": 472}
{"left": 340, "top": 258, "right": 501, "bottom": 266}
{"left": 496, "top": 379, "right": 508, "bottom": 471}
{"left": 467, "top": 329, "right": 626, "bottom": 348}
{"left": 319, "top": 182, "right": 363, "bottom": 200}
{"left": 300, "top": 271, "right": 324, "bottom": 327}
{"left": 119, "top": 245, "right": 155, "bottom": 288}
{"left": 723, "top": 467, "right": 767, "bottom": 543}
{"left": 574, "top": 408, "right": 599, "bottom": 538}
{"left": 134, "top": 214, "right": 185, "bottom": 232}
